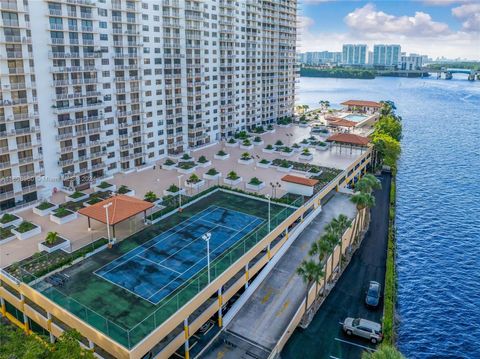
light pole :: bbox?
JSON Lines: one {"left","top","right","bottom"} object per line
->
{"left": 202, "top": 232, "right": 211, "bottom": 284}
{"left": 178, "top": 174, "right": 183, "bottom": 209}
{"left": 266, "top": 194, "right": 271, "bottom": 233}
{"left": 104, "top": 202, "right": 113, "bottom": 246}
{"left": 266, "top": 194, "right": 271, "bottom": 259}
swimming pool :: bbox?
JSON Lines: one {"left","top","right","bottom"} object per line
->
{"left": 344, "top": 114, "right": 368, "bottom": 122}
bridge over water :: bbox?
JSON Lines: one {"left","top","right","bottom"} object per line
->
{"left": 436, "top": 67, "right": 479, "bottom": 81}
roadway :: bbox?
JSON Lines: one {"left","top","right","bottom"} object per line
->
{"left": 200, "top": 194, "right": 357, "bottom": 359}
{"left": 280, "top": 172, "right": 392, "bottom": 359}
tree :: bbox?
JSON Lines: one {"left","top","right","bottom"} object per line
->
{"left": 50, "top": 330, "right": 95, "bottom": 359}
{"left": 372, "top": 133, "right": 401, "bottom": 172}
{"left": 350, "top": 192, "right": 376, "bottom": 242}
{"left": 321, "top": 231, "right": 339, "bottom": 281}
{"left": 374, "top": 115, "right": 402, "bottom": 141}
{"left": 361, "top": 344, "right": 405, "bottom": 359}
{"left": 355, "top": 174, "right": 382, "bottom": 194}
{"left": 329, "top": 214, "right": 352, "bottom": 270}
{"left": 45, "top": 231, "right": 58, "bottom": 245}
{"left": 296, "top": 259, "right": 324, "bottom": 312}
{"left": 144, "top": 191, "right": 158, "bottom": 203}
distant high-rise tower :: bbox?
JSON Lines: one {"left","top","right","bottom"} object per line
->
{"left": 373, "top": 44, "right": 401, "bottom": 67}
{"left": 342, "top": 44, "right": 367, "bottom": 65}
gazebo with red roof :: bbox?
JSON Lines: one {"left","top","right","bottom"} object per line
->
{"left": 78, "top": 195, "right": 154, "bottom": 242}
{"left": 326, "top": 133, "right": 371, "bottom": 153}
{"left": 341, "top": 100, "right": 382, "bottom": 114}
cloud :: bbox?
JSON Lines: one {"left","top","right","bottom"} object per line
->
{"left": 452, "top": 3, "right": 480, "bottom": 32}
{"left": 423, "top": 0, "right": 469, "bottom": 5}
{"left": 344, "top": 3, "right": 451, "bottom": 37}
{"left": 298, "top": 3, "right": 479, "bottom": 59}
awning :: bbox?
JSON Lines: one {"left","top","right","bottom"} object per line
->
{"left": 78, "top": 195, "right": 154, "bottom": 226}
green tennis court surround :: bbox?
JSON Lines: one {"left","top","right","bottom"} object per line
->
{"left": 24, "top": 190, "right": 299, "bottom": 348}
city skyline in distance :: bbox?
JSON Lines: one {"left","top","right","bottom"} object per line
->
{"left": 299, "top": 0, "right": 480, "bottom": 61}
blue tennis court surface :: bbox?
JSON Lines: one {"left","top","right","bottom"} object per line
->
{"left": 94, "top": 206, "right": 264, "bottom": 304}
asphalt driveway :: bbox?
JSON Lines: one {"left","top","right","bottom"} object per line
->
{"left": 281, "top": 172, "right": 392, "bottom": 359}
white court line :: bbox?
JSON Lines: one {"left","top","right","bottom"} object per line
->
{"left": 94, "top": 205, "right": 219, "bottom": 276}
{"left": 95, "top": 207, "right": 263, "bottom": 304}
{"left": 136, "top": 255, "right": 183, "bottom": 275}
{"left": 334, "top": 338, "right": 376, "bottom": 351}
{"left": 330, "top": 356, "right": 342, "bottom": 359}
{"left": 147, "top": 217, "right": 264, "bottom": 302}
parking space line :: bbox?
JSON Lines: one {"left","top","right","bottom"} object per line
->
{"left": 334, "top": 338, "right": 376, "bottom": 352}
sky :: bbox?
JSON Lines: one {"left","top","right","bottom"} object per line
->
{"left": 299, "top": 0, "right": 480, "bottom": 60}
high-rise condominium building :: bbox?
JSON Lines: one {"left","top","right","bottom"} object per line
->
{"left": 373, "top": 44, "right": 401, "bottom": 68}
{"left": 342, "top": 44, "right": 367, "bottom": 65}
{"left": 400, "top": 53, "right": 425, "bottom": 70}
{"left": 0, "top": 0, "right": 297, "bottom": 211}
{"left": 299, "top": 51, "right": 342, "bottom": 66}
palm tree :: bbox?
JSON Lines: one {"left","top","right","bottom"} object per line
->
{"left": 308, "top": 240, "right": 330, "bottom": 296}
{"left": 322, "top": 231, "right": 339, "bottom": 282}
{"left": 350, "top": 192, "right": 376, "bottom": 243}
{"left": 296, "top": 259, "right": 324, "bottom": 312}
{"left": 45, "top": 231, "right": 58, "bottom": 245}
{"left": 356, "top": 174, "right": 381, "bottom": 194}
{"left": 330, "top": 214, "right": 352, "bottom": 270}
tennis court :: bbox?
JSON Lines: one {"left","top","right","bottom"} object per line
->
{"left": 94, "top": 206, "right": 264, "bottom": 305}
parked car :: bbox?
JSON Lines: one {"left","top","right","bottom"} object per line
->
{"left": 343, "top": 317, "right": 383, "bottom": 344}
{"left": 365, "top": 281, "right": 381, "bottom": 308}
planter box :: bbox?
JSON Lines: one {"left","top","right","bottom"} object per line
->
{"left": 257, "top": 161, "right": 271, "bottom": 169}
{"left": 33, "top": 204, "right": 58, "bottom": 217}
{"left": 0, "top": 232, "right": 16, "bottom": 245}
{"left": 124, "top": 189, "right": 136, "bottom": 197}
{"left": 262, "top": 148, "right": 274, "bottom": 154}
{"left": 203, "top": 172, "right": 222, "bottom": 181}
{"left": 246, "top": 182, "right": 265, "bottom": 191}
{"left": 316, "top": 144, "right": 329, "bottom": 151}
{"left": 278, "top": 124, "right": 292, "bottom": 128}
{"left": 50, "top": 211, "right": 78, "bottom": 225}
{"left": 185, "top": 179, "right": 205, "bottom": 189}
{"left": 224, "top": 177, "right": 242, "bottom": 186}
{"left": 197, "top": 161, "right": 212, "bottom": 168}
{"left": 214, "top": 153, "right": 230, "bottom": 160}
{"left": 94, "top": 183, "right": 116, "bottom": 193}
{"left": 299, "top": 123, "right": 309, "bottom": 128}
{"left": 12, "top": 225, "right": 42, "bottom": 240}
{"left": 277, "top": 166, "right": 293, "bottom": 173}
{"left": 0, "top": 215, "right": 23, "bottom": 229}
{"left": 238, "top": 158, "right": 254, "bottom": 165}
{"left": 162, "top": 163, "right": 177, "bottom": 170}
{"left": 253, "top": 140, "right": 264, "bottom": 146}
{"left": 240, "top": 144, "right": 254, "bottom": 150}
{"left": 299, "top": 154, "right": 314, "bottom": 161}
{"left": 163, "top": 188, "right": 186, "bottom": 197}
{"left": 225, "top": 141, "right": 238, "bottom": 148}
{"left": 38, "top": 237, "right": 71, "bottom": 253}
{"left": 267, "top": 128, "right": 276, "bottom": 134}
{"left": 66, "top": 193, "right": 89, "bottom": 203}
{"left": 299, "top": 142, "right": 310, "bottom": 148}
{"left": 292, "top": 147, "right": 302, "bottom": 153}
{"left": 176, "top": 166, "right": 197, "bottom": 174}
{"left": 279, "top": 151, "right": 294, "bottom": 157}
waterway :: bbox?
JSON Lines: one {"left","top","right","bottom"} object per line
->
{"left": 287, "top": 76, "right": 480, "bottom": 358}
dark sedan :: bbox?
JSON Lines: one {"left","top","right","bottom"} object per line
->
{"left": 365, "top": 281, "right": 381, "bottom": 308}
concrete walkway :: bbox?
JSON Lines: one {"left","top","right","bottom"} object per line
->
{"left": 201, "top": 194, "right": 356, "bottom": 359}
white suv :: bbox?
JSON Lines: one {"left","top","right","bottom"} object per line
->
{"left": 343, "top": 317, "right": 383, "bottom": 344}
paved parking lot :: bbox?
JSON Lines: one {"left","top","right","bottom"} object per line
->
{"left": 281, "top": 172, "right": 391, "bottom": 359}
